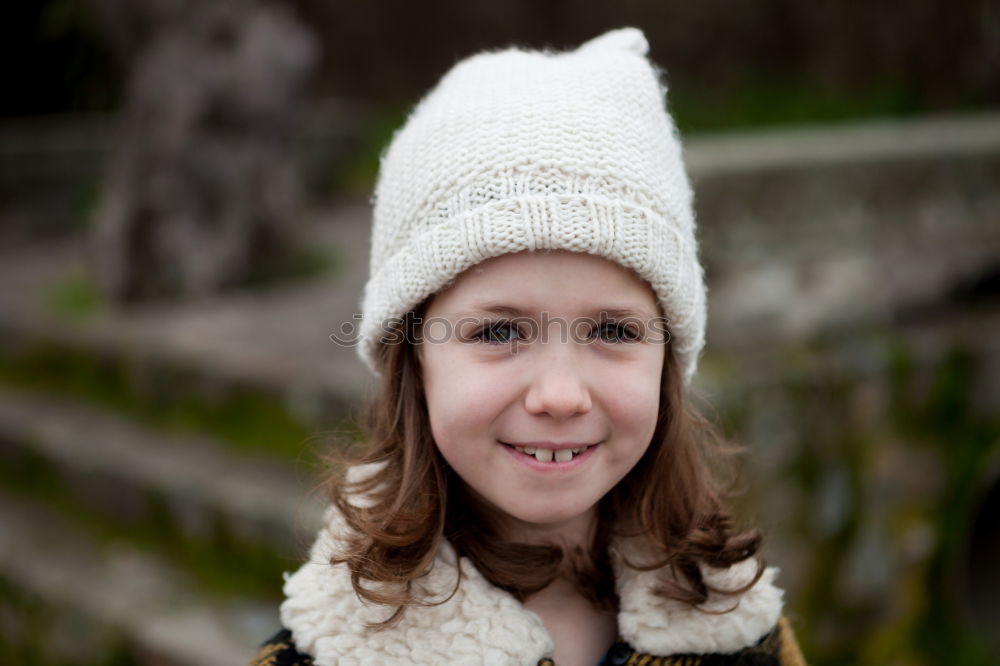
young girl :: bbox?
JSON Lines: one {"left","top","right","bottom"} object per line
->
{"left": 252, "top": 27, "right": 806, "bottom": 666}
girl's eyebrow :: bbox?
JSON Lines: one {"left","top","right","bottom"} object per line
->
{"left": 457, "top": 303, "right": 658, "bottom": 320}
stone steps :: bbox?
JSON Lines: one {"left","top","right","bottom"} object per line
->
{"left": 0, "top": 387, "right": 326, "bottom": 662}
{"left": 0, "top": 202, "right": 376, "bottom": 457}
{"left": 0, "top": 387, "right": 324, "bottom": 560}
{"left": 0, "top": 488, "right": 280, "bottom": 666}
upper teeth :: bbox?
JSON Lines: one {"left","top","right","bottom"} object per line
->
{"left": 513, "top": 445, "right": 589, "bottom": 462}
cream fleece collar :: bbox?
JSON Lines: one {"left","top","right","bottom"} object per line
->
{"left": 279, "top": 505, "right": 785, "bottom": 665}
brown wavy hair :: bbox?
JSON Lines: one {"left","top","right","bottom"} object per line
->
{"left": 324, "top": 303, "right": 763, "bottom": 628}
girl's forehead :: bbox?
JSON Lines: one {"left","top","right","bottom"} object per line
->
{"left": 427, "top": 251, "right": 662, "bottom": 317}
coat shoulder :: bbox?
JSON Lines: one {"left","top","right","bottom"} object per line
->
{"left": 249, "top": 629, "right": 314, "bottom": 666}
{"left": 736, "top": 615, "right": 807, "bottom": 665}
{"left": 622, "top": 615, "right": 807, "bottom": 665}
{"left": 773, "top": 615, "right": 808, "bottom": 665}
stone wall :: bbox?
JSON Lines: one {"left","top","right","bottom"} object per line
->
{"left": 689, "top": 115, "right": 1000, "bottom": 663}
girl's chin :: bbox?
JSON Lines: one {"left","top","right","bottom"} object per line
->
{"left": 494, "top": 503, "right": 599, "bottom": 540}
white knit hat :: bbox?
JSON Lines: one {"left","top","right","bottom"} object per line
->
{"left": 356, "top": 27, "right": 707, "bottom": 385}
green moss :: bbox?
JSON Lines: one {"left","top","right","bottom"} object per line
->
{"left": 766, "top": 332, "right": 1000, "bottom": 665}
{"left": 140, "top": 491, "right": 291, "bottom": 600}
{"left": 0, "top": 339, "right": 333, "bottom": 462}
{"left": 923, "top": 348, "right": 976, "bottom": 441}
{"left": 0, "top": 445, "right": 289, "bottom": 601}
{"left": 909, "top": 348, "right": 1000, "bottom": 666}
{"left": 783, "top": 374, "right": 872, "bottom": 663}
{"left": 671, "top": 77, "right": 922, "bottom": 134}
{"left": 0, "top": 574, "right": 139, "bottom": 666}
{"left": 73, "top": 172, "right": 102, "bottom": 232}
{"left": 239, "top": 241, "right": 341, "bottom": 289}
{"left": 333, "top": 103, "right": 411, "bottom": 195}
{"left": 43, "top": 271, "right": 103, "bottom": 320}
{"left": 711, "top": 327, "right": 1000, "bottom": 664}
{"left": 886, "top": 335, "right": 917, "bottom": 434}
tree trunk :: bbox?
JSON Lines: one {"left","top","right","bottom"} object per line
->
{"left": 90, "top": 0, "right": 318, "bottom": 301}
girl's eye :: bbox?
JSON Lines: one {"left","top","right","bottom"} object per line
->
{"left": 473, "top": 321, "right": 520, "bottom": 345}
{"left": 596, "top": 321, "right": 640, "bottom": 343}
{"left": 470, "top": 320, "right": 640, "bottom": 345}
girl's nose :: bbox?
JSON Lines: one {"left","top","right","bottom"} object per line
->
{"left": 523, "top": 347, "right": 593, "bottom": 418}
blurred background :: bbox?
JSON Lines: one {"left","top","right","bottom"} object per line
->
{"left": 0, "top": 1, "right": 998, "bottom": 664}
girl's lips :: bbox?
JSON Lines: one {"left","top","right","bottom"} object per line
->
{"left": 499, "top": 441, "right": 600, "bottom": 471}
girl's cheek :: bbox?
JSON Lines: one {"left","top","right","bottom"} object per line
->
{"left": 615, "top": 371, "right": 662, "bottom": 430}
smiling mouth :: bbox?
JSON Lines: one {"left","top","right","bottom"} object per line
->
{"left": 500, "top": 442, "right": 595, "bottom": 463}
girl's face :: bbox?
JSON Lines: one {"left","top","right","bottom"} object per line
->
{"left": 418, "top": 250, "right": 665, "bottom": 543}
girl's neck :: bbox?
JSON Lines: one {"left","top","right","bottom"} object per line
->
{"left": 523, "top": 576, "right": 619, "bottom": 666}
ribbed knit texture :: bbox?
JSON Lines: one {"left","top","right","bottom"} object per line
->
{"left": 357, "top": 27, "right": 707, "bottom": 385}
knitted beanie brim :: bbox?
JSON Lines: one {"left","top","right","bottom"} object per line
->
{"left": 358, "top": 189, "right": 706, "bottom": 385}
